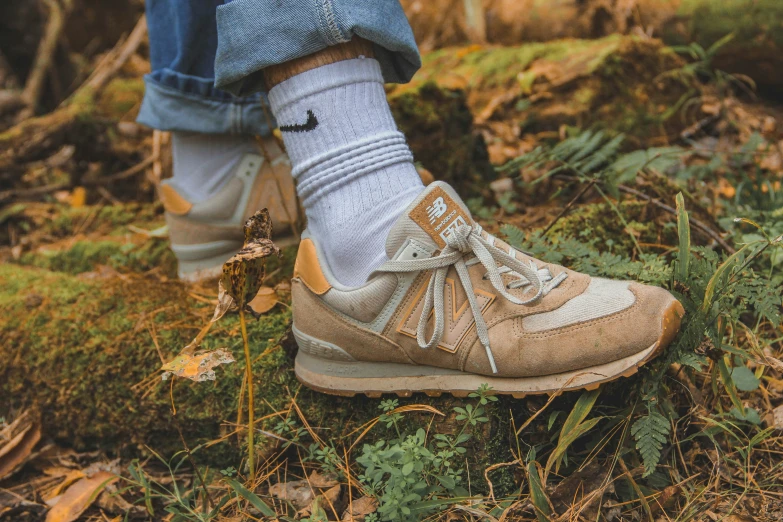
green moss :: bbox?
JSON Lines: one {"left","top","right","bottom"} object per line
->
{"left": 98, "top": 78, "right": 145, "bottom": 118}
{"left": 46, "top": 203, "right": 163, "bottom": 238}
{"left": 676, "top": 0, "right": 783, "bottom": 49}
{"left": 389, "top": 83, "right": 494, "bottom": 189}
{"left": 546, "top": 200, "right": 667, "bottom": 253}
{"left": 0, "top": 262, "right": 512, "bottom": 475}
{"left": 408, "top": 37, "right": 621, "bottom": 94}
{"left": 19, "top": 238, "right": 176, "bottom": 275}
{"left": 393, "top": 36, "right": 691, "bottom": 147}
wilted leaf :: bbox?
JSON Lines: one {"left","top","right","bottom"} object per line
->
{"left": 45, "top": 471, "right": 117, "bottom": 522}
{"left": 768, "top": 404, "right": 783, "bottom": 430}
{"left": 269, "top": 479, "right": 315, "bottom": 510}
{"left": 212, "top": 280, "right": 237, "bottom": 322}
{"left": 527, "top": 460, "right": 552, "bottom": 522}
{"left": 161, "top": 348, "right": 234, "bottom": 382}
{"left": 248, "top": 286, "right": 278, "bottom": 315}
{"left": 308, "top": 470, "right": 339, "bottom": 488}
{"left": 342, "top": 496, "right": 378, "bottom": 521}
{"left": 0, "top": 417, "right": 41, "bottom": 481}
{"left": 221, "top": 210, "right": 280, "bottom": 309}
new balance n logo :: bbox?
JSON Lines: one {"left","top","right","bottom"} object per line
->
{"left": 426, "top": 197, "right": 448, "bottom": 224}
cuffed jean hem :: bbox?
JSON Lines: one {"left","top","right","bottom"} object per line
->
{"left": 137, "top": 76, "right": 276, "bottom": 135}
{"left": 213, "top": 0, "right": 421, "bottom": 97}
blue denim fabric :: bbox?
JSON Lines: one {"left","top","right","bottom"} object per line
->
{"left": 215, "top": 0, "right": 421, "bottom": 96}
{"left": 137, "top": 0, "right": 275, "bottom": 135}
{"left": 139, "top": 0, "right": 421, "bottom": 132}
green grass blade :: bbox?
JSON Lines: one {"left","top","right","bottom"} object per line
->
{"left": 225, "top": 478, "right": 276, "bottom": 517}
{"left": 527, "top": 461, "right": 552, "bottom": 522}
{"left": 675, "top": 192, "right": 690, "bottom": 280}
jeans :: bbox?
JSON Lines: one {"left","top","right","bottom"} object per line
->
{"left": 137, "top": 0, "right": 421, "bottom": 135}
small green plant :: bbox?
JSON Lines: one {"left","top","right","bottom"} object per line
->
{"left": 124, "top": 453, "right": 228, "bottom": 521}
{"left": 356, "top": 385, "right": 497, "bottom": 521}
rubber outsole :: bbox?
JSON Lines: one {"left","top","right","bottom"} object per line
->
{"left": 293, "top": 299, "right": 684, "bottom": 397}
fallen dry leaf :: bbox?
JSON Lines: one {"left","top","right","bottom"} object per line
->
{"left": 299, "top": 485, "right": 342, "bottom": 517}
{"left": 269, "top": 479, "right": 315, "bottom": 510}
{"left": 161, "top": 348, "right": 235, "bottom": 382}
{"left": 248, "top": 286, "right": 278, "bottom": 314}
{"left": 769, "top": 404, "right": 783, "bottom": 430}
{"left": 309, "top": 470, "right": 339, "bottom": 488}
{"left": 211, "top": 280, "right": 236, "bottom": 322}
{"left": 342, "top": 496, "right": 378, "bottom": 521}
{"left": 0, "top": 417, "right": 42, "bottom": 481}
{"left": 44, "top": 470, "right": 86, "bottom": 501}
{"left": 45, "top": 471, "right": 117, "bottom": 522}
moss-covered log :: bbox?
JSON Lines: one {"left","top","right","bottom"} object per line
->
{"left": 389, "top": 82, "right": 495, "bottom": 188}
{"left": 403, "top": 0, "right": 783, "bottom": 91}
{"left": 393, "top": 35, "right": 695, "bottom": 145}
{"left": 0, "top": 230, "right": 513, "bottom": 483}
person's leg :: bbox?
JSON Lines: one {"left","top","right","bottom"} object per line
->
{"left": 139, "top": 0, "right": 272, "bottom": 204}
{"left": 210, "top": 1, "right": 683, "bottom": 394}
{"left": 138, "top": 0, "right": 300, "bottom": 282}
{"left": 215, "top": 1, "right": 424, "bottom": 287}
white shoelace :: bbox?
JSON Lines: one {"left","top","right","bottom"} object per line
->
{"left": 379, "top": 224, "right": 567, "bottom": 373}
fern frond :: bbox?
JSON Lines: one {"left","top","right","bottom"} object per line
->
{"left": 631, "top": 409, "right": 670, "bottom": 477}
{"left": 677, "top": 352, "right": 708, "bottom": 371}
{"left": 500, "top": 224, "right": 526, "bottom": 250}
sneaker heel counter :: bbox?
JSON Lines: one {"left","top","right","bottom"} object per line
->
{"left": 158, "top": 184, "right": 192, "bottom": 216}
{"left": 293, "top": 238, "right": 332, "bottom": 295}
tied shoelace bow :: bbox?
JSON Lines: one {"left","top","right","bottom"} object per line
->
{"left": 380, "top": 224, "right": 567, "bottom": 373}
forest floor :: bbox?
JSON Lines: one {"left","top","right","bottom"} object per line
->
{"left": 2, "top": 6, "right": 783, "bottom": 522}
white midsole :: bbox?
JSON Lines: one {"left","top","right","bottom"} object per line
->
{"left": 292, "top": 327, "right": 658, "bottom": 396}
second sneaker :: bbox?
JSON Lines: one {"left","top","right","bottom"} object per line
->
{"left": 159, "top": 136, "right": 300, "bottom": 282}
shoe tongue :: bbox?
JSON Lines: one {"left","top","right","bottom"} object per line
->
{"left": 385, "top": 181, "right": 474, "bottom": 257}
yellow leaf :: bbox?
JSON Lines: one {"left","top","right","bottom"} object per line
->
{"left": 70, "top": 187, "right": 86, "bottom": 208}
{"left": 248, "top": 287, "right": 278, "bottom": 314}
{"left": 0, "top": 418, "right": 41, "bottom": 481}
{"left": 161, "top": 349, "right": 235, "bottom": 382}
{"left": 45, "top": 471, "right": 117, "bottom": 522}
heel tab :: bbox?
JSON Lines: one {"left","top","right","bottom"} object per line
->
{"left": 159, "top": 183, "right": 193, "bottom": 215}
{"left": 294, "top": 238, "right": 332, "bottom": 295}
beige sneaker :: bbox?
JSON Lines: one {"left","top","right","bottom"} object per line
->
{"left": 159, "top": 137, "right": 300, "bottom": 282}
{"left": 291, "top": 181, "right": 684, "bottom": 397}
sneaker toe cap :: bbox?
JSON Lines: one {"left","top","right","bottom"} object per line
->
{"left": 466, "top": 282, "right": 684, "bottom": 378}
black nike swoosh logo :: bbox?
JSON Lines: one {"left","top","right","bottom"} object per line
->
{"left": 279, "top": 110, "right": 319, "bottom": 133}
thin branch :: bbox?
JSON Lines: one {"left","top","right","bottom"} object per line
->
{"left": 85, "top": 14, "right": 147, "bottom": 92}
{"left": 0, "top": 156, "right": 154, "bottom": 203}
{"left": 541, "top": 179, "right": 597, "bottom": 236}
{"left": 18, "top": 0, "right": 68, "bottom": 120}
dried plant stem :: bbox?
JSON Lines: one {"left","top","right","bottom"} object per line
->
{"left": 239, "top": 309, "right": 255, "bottom": 482}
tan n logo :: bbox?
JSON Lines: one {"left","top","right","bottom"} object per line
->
{"left": 397, "top": 278, "right": 495, "bottom": 353}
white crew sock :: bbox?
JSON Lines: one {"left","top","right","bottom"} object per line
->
{"left": 268, "top": 57, "right": 424, "bottom": 287}
{"left": 170, "top": 132, "right": 260, "bottom": 203}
